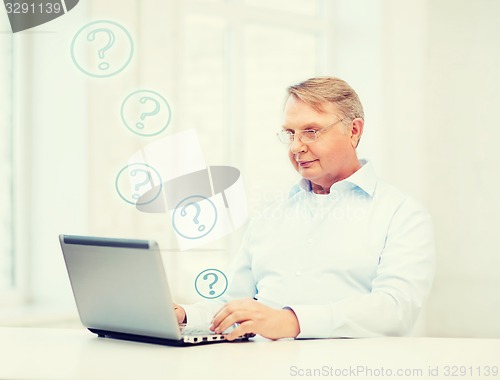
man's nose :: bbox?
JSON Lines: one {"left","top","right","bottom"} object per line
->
{"left": 289, "top": 136, "right": 306, "bottom": 154}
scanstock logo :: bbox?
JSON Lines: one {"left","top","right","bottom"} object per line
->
{"left": 3, "top": 0, "right": 79, "bottom": 33}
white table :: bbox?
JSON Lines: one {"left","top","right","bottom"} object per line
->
{"left": 1, "top": 327, "right": 499, "bottom": 380}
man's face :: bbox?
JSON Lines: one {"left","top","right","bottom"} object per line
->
{"left": 282, "top": 95, "right": 361, "bottom": 192}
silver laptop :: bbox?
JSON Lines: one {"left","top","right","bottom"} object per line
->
{"left": 59, "top": 234, "right": 245, "bottom": 346}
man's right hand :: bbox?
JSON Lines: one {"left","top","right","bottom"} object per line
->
{"left": 173, "top": 304, "right": 187, "bottom": 324}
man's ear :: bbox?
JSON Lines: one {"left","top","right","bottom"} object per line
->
{"left": 350, "top": 118, "right": 364, "bottom": 148}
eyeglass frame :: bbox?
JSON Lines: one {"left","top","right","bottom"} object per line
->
{"left": 276, "top": 118, "right": 346, "bottom": 144}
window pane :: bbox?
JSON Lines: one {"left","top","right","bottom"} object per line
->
{"left": 0, "top": 30, "right": 14, "bottom": 292}
{"left": 181, "top": 15, "right": 228, "bottom": 164}
{"left": 243, "top": 0, "right": 321, "bottom": 16}
{"left": 243, "top": 24, "right": 319, "bottom": 213}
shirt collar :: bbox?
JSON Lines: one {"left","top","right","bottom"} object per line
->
{"left": 291, "top": 159, "right": 377, "bottom": 198}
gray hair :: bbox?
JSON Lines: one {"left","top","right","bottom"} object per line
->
{"left": 287, "top": 76, "right": 364, "bottom": 123}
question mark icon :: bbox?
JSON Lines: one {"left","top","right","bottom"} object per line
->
{"left": 121, "top": 90, "right": 172, "bottom": 136}
{"left": 203, "top": 272, "right": 218, "bottom": 296}
{"left": 135, "top": 96, "right": 161, "bottom": 130}
{"left": 86, "top": 28, "right": 115, "bottom": 71}
{"left": 172, "top": 195, "right": 218, "bottom": 240}
{"left": 180, "top": 202, "right": 206, "bottom": 232}
{"left": 130, "top": 169, "right": 152, "bottom": 200}
{"left": 195, "top": 269, "right": 227, "bottom": 299}
{"left": 115, "top": 163, "right": 163, "bottom": 206}
{"left": 71, "top": 20, "right": 134, "bottom": 78}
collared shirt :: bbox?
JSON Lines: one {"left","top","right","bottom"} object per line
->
{"left": 184, "top": 160, "right": 436, "bottom": 338}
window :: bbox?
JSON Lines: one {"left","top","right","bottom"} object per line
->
{"left": 176, "top": 0, "right": 333, "bottom": 215}
{"left": 82, "top": 0, "right": 336, "bottom": 304}
{"left": 86, "top": 0, "right": 335, "bottom": 241}
{"left": 0, "top": 0, "right": 336, "bottom": 308}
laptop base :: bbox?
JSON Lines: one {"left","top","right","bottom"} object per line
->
{"left": 88, "top": 328, "right": 225, "bottom": 347}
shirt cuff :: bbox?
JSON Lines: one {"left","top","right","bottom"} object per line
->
{"left": 285, "top": 304, "right": 333, "bottom": 339}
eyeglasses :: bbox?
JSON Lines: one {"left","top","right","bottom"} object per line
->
{"left": 276, "top": 118, "right": 344, "bottom": 144}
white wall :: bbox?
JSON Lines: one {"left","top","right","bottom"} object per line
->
{"left": 422, "top": 0, "right": 500, "bottom": 337}
{"left": 341, "top": 0, "right": 500, "bottom": 337}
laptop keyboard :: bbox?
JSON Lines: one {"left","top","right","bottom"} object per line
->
{"left": 181, "top": 327, "right": 218, "bottom": 336}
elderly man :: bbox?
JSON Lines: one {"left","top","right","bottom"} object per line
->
{"left": 175, "top": 76, "right": 435, "bottom": 340}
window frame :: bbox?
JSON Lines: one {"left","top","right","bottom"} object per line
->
{"left": 176, "top": 0, "right": 336, "bottom": 207}
{"left": 0, "top": 31, "right": 30, "bottom": 306}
